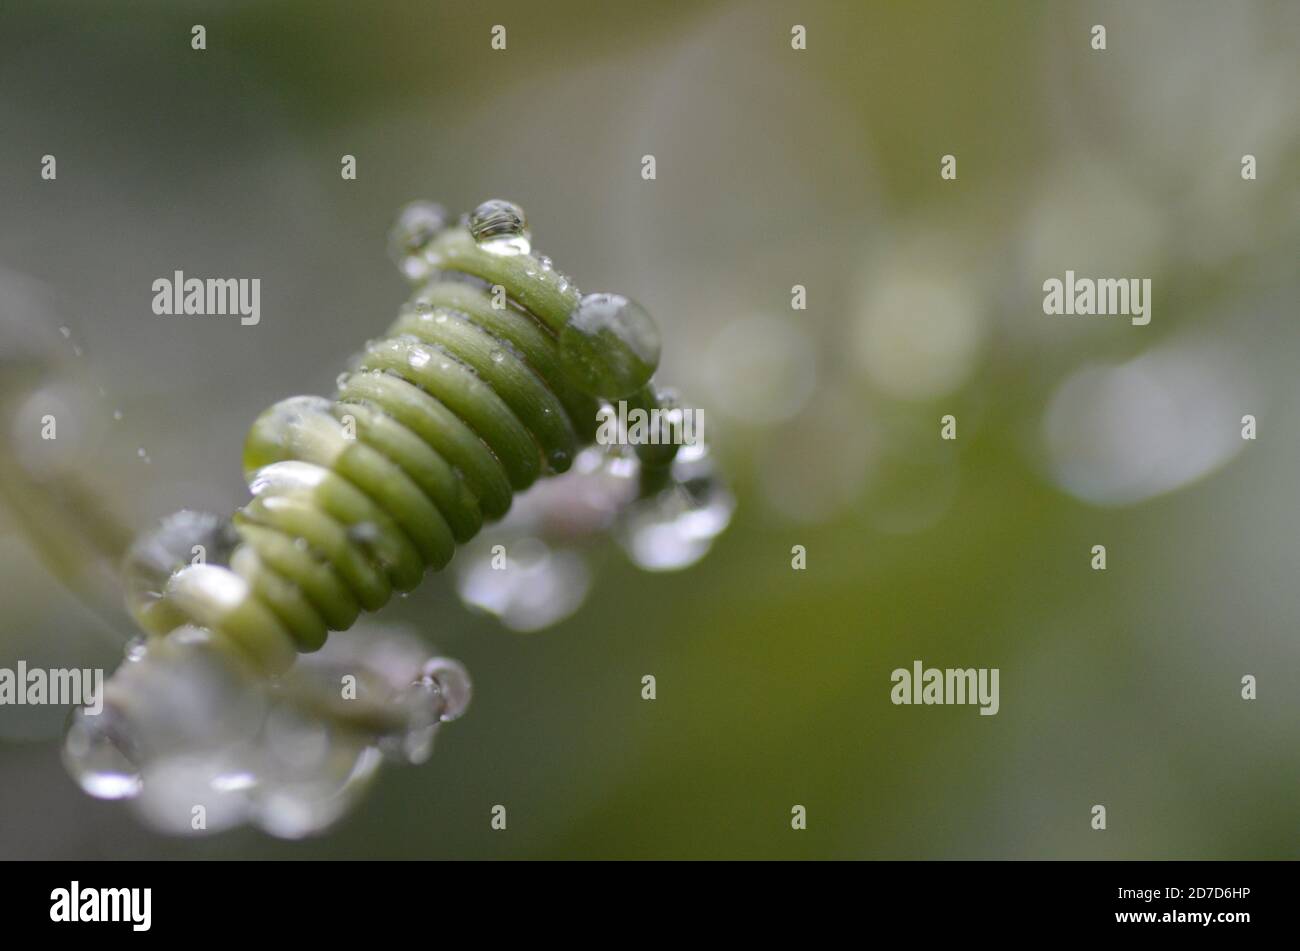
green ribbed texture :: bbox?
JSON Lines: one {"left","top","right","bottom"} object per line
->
{"left": 146, "top": 224, "right": 674, "bottom": 675}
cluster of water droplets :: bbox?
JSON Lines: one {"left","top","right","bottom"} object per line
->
{"left": 64, "top": 624, "right": 470, "bottom": 838}
{"left": 56, "top": 199, "right": 731, "bottom": 835}
{"left": 65, "top": 506, "right": 473, "bottom": 838}
{"left": 452, "top": 431, "right": 734, "bottom": 629}
{"left": 390, "top": 197, "right": 735, "bottom": 624}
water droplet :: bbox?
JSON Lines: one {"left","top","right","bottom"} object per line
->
{"left": 347, "top": 521, "right": 382, "bottom": 545}
{"left": 616, "top": 449, "right": 734, "bottom": 571}
{"left": 490, "top": 348, "right": 506, "bottom": 364}
{"left": 135, "top": 753, "right": 251, "bottom": 835}
{"left": 122, "top": 510, "right": 237, "bottom": 633}
{"left": 454, "top": 538, "right": 590, "bottom": 632}
{"left": 112, "top": 409, "right": 123, "bottom": 421}
{"left": 560, "top": 293, "right": 661, "bottom": 398}
{"left": 388, "top": 201, "right": 448, "bottom": 282}
{"left": 63, "top": 707, "right": 142, "bottom": 799}
{"left": 408, "top": 347, "right": 431, "bottom": 369}
{"left": 252, "top": 745, "right": 382, "bottom": 838}
{"left": 419, "top": 657, "right": 473, "bottom": 722}
{"left": 468, "top": 199, "right": 531, "bottom": 256}
{"left": 263, "top": 703, "right": 331, "bottom": 770}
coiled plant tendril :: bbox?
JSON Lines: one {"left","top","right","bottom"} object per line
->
{"left": 133, "top": 199, "right": 675, "bottom": 674}
{"left": 59, "top": 200, "right": 720, "bottom": 836}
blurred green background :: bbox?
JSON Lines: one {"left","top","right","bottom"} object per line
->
{"left": 0, "top": 0, "right": 1297, "bottom": 858}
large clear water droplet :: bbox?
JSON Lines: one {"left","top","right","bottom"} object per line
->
{"left": 389, "top": 201, "right": 449, "bottom": 282}
{"left": 468, "top": 199, "right": 531, "bottom": 256}
{"left": 560, "top": 293, "right": 661, "bottom": 398}
{"left": 454, "top": 537, "right": 591, "bottom": 632}
{"left": 134, "top": 753, "right": 252, "bottom": 835}
{"left": 63, "top": 706, "right": 142, "bottom": 800}
{"left": 252, "top": 745, "right": 382, "bottom": 839}
{"left": 616, "top": 444, "right": 735, "bottom": 571}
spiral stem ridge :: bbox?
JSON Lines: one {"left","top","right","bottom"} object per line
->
{"left": 132, "top": 201, "right": 677, "bottom": 674}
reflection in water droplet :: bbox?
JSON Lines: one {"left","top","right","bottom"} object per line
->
{"left": 264, "top": 704, "right": 331, "bottom": 770}
{"left": 617, "top": 444, "right": 735, "bottom": 571}
{"left": 63, "top": 707, "right": 142, "bottom": 800}
{"left": 61, "top": 627, "right": 453, "bottom": 838}
{"left": 252, "top": 746, "right": 382, "bottom": 839}
{"left": 560, "top": 293, "right": 661, "bottom": 398}
{"left": 388, "top": 201, "right": 449, "bottom": 282}
{"left": 420, "top": 657, "right": 473, "bottom": 722}
{"left": 135, "top": 753, "right": 250, "bottom": 835}
{"left": 455, "top": 537, "right": 591, "bottom": 631}
{"left": 468, "top": 199, "right": 531, "bottom": 256}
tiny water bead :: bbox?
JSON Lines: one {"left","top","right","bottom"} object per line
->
{"left": 560, "top": 293, "right": 661, "bottom": 398}
{"left": 468, "top": 199, "right": 530, "bottom": 256}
